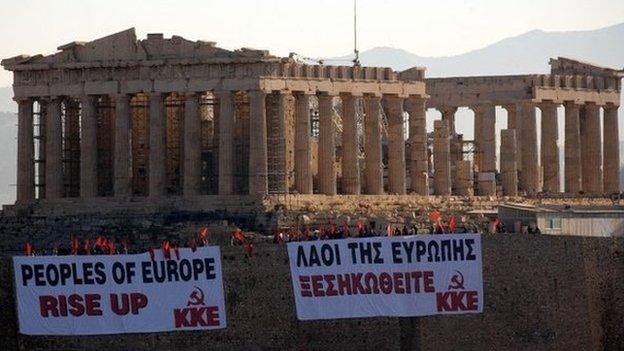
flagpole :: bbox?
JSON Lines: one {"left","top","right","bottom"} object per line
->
{"left": 353, "top": 0, "right": 359, "bottom": 66}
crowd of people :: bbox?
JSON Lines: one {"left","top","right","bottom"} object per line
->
{"left": 21, "top": 211, "right": 512, "bottom": 257}
{"left": 272, "top": 211, "right": 508, "bottom": 243}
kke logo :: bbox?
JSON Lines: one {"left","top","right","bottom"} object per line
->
{"left": 187, "top": 286, "right": 205, "bottom": 306}
{"left": 447, "top": 270, "right": 465, "bottom": 290}
{"left": 173, "top": 286, "right": 220, "bottom": 328}
{"left": 436, "top": 270, "right": 479, "bottom": 312}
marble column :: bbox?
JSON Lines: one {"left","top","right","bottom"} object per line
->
{"left": 504, "top": 104, "right": 522, "bottom": 171}
{"left": 603, "top": 104, "right": 620, "bottom": 193}
{"left": 317, "top": 93, "right": 337, "bottom": 195}
{"left": 564, "top": 101, "right": 582, "bottom": 193}
{"left": 455, "top": 160, "right": 474, "bottom": 196}
{"left": 294, "top": 92, "right": 313, "bottom": 194}
{"left": 440, "top": 107, "right": 457, "bottom": 136}
{"left": 519, "top": 102, "right": 539, "bottom": 194}
{"left": 580, "top": 103, "right": 603, "bottom": 195}
{"left": 472, "top": 105, "right": 496, "bottom": 173}
{"left": 364, "top": 95, "right": 383, "bottom": 194}
{"left": 273, "top": 91, "right": 289, "bottom": 193}
{"left": 500, "top": 129, "right": 518, "bottom": 196}
{"left": 148, "top": 92, "right": 166, "bottom": 197}
{"left": 405, "top": 96, "right": 428, "bottom": 195}
{"left": 383, "top": 95, "right": 406, "bottom": 195}
{"left": 183, "top": 92, "right": 201, "bottom": 197}
{"left": 16, "top": 98, "right": 35, "bottom": 203}
{"left": 80, "top": 95, "right": 98, "bottom": 198}
{"left": 217, "top": 91, "right": 235, "bottom": 195}
{"left": 539, "top": 101, "right": 560, "bottom": 193}
{"left": 433, "top": 119, "right": 451, "bottom": 195}
{"left": 45, "top": 98, "right": 63, "bottom": 199}
{"left": 472, "top": 106, "right": 483, "bottom": 171}
{"left": 439, "top": 107, "right": 459, "bottom": 192}
{"left": 340, "top": 93, "right": 360, "bottom": 194}
{"left": 472, "top": 104, "right": 496, "bottom": 196}
{"left": 114, "top": 94, "right": 131, "bottom": 197}
{"left": 481, "top": 105, "right": 496, "bottom": 174}
{"left": 248, "top": 90, "right": 269, "bottom": 196}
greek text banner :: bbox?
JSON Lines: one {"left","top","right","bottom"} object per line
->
{"left": 287, "top": 234, "right": 483, "bottom": 320}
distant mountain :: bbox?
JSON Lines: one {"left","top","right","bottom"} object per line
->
{"left": 332, "top": 22, "right": 624, "bottom": 76}
{"left": 0, "top": 86, "right": 14, "bottom": 113}
{"left": 0, "top": 111, "right": 16, "bottom": 205}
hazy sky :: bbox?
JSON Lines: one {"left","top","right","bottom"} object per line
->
{"left": 1, "top": 0, "right": 623, "bottom": 86}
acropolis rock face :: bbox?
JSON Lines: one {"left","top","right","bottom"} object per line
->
{"left": 1, "top": 28, "right": 622, "bottom": 216}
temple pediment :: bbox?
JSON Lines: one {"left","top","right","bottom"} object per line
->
{"left": 550, "top": 57, "right": 624, "bottom": 78}
{"left": 2, "top": 28, "right": 275, "bottom": 69}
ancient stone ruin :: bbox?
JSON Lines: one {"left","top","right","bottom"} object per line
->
{"left": 1, "top": 28, "right": 622, "bottom": 215}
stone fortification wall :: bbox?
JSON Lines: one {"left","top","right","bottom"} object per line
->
{"left": 1, "top": 234, "right": 623, "bottom": 350}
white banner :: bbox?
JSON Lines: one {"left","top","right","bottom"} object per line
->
{"left": 287, "top": 234, "right": 483, "bottom": 320}
{"left": 13, "top": 247, "right": 226, "bottom": 335}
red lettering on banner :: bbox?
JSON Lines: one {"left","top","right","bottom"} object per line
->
{"left": 423, "top": 271, "right": 435, "bottom": 293}
{"left": 436, "top": 291, "right": 479, "bottom": 312}
{"left": 410, "top": 271, "right": 422, "bottom": 292}
{"left": 337, "top": 274, "right": 352, "bottom": 295}
{"left": 296, "top": 271, "right": 436, "bottom": 297}
{"left": 110, "top": 293, "right": 149, "bottom": 315}
{"left": 39, "top": 294, "right": 102, "bottom": 317}
{"left": 299, "top": 276, "right": 312, "bottom": 297}
{"left": 311, "top": 275, "right": 325, "bottom": 297}
{"left": 393, "top": 273, "right": 405, "bottom": 294}
{"left": 324, "top": 275, "right": 338, "bottom": 296}
{"left": 173, "top": 306, "right": 220, "bottom": 328}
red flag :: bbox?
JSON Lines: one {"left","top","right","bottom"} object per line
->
{"left": 328, "top": 223, "right": 336, "bottom": 238}
{"left": 162, "top": 240, "right": 171, "bottom": 260}
{"left": 122, "top": 239, "right": 129, "bottom": 254}
{"left": 173, "top": 244, "right": 180, "bottom": 260}
{"left": 318, "top": 224, "right": 325, "bottom": 240}
{"left": 70, "top": 237, "right": 79, "bottom": 255}
{"left": 149, "top": 247, "right": 155, "bottom": 261}
{"left": 245, "top": 242, "right": 255, "bottom": 257}
{"left": 83, "top": 239, "right": 90, "bottom": 255}
{"left": 107, "top": 239, "right": 116, "bottom": 255}
{"left": 24, "top": 241, "right": 33, "bottom": 256}
{"left": 233, "top": 229, "right": 246, "bottom": 244}
{"left": 189, "top": 237, "right": 197, "bottom": 252}
{"left": 95, "top": 236, "right": 104, "bottom": 249}
{"left": 429, "top": 210, "right": 441, "bottom": 222}
{"left": 448, "top": 216, "right": 457, "bottom": 233}
{"left": 273, "top": 225, "right": 282, "bottom": 243}
{"left": 199, "top": 227, "right": 209, "bottom": 246}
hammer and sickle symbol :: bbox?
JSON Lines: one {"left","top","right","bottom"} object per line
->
{"left": 187, "top": 286, "right": 206, "bottom": 306}
{"left": 448, "top": 270, "right": 465, "bottom": 290}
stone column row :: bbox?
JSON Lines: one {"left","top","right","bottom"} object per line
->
{"left": 563, "top": 101, "right": 620, "bottom": 196}
{"left": 291, "top": 92, "right": 425, "bottom": 196}
{"left": 18, "top": 90, "right": 432, "bottom": 203}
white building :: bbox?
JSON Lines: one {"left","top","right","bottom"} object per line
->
{"left": 498, "top": 203, "right": 624, "bottom": 237}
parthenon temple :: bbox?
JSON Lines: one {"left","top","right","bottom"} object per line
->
{"left": 1, "top": 29, "right": 622, "bottom": 210}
